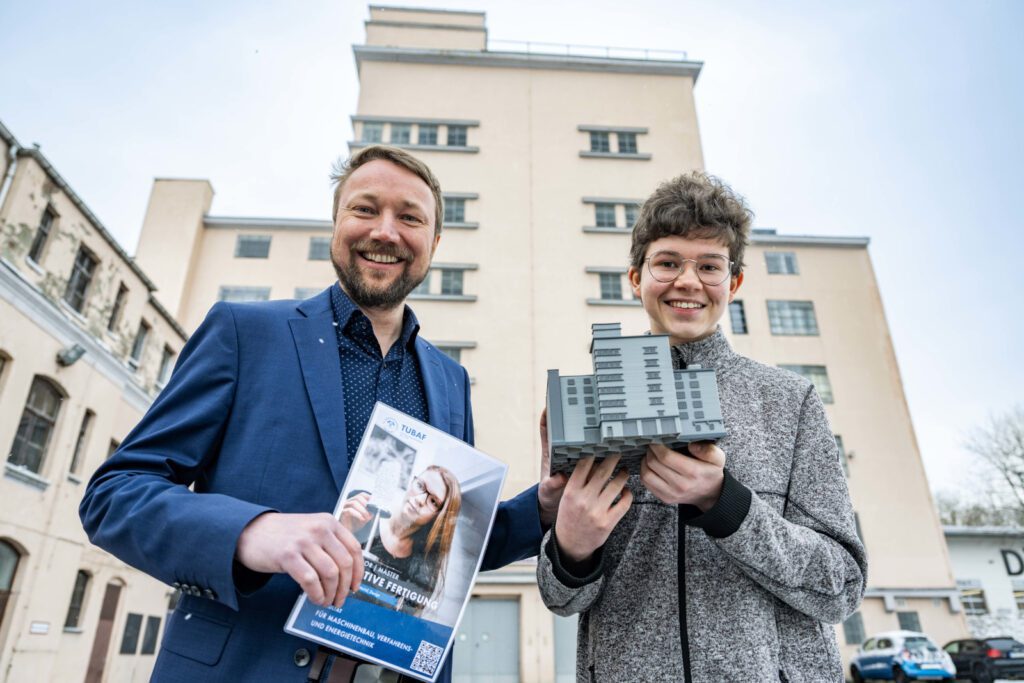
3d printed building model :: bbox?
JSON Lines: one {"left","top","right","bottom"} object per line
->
{"left": 546, "top": 323, "right": 727, "bottom": 474}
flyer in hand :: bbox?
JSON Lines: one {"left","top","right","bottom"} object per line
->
{"left": 284, "top": 402, "right": 508, "bottom": 682}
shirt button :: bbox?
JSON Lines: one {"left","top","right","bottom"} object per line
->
{"left": 293, "top": 648, "right": 311, "bottom": 667}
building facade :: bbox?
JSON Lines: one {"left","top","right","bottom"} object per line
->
{"left": 945, "top": 526, "right": 1024, "bottom": 642}
{"left": 0, "top": 120, "right": 185, "bottom": 682}
{"left": 126, "top": 6, "right": 966, "bottom": 681}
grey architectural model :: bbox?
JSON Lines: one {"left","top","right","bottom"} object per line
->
{"left": 546, "top": 323, "right": 727, "bottom": 474}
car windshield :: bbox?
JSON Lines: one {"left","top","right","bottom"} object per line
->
{"left": 987, "top": 638, "right": 1024, "bottom": 651}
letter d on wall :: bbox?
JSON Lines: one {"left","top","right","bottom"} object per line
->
{"left": 1002, "top": 549, "right": 1024, "bottom": 576}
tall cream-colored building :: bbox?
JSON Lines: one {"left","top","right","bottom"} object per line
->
{"left": 0, "top": 120, "right": 183, "bottom": 681}
{"left": 5, "top": 5, "right": 960, "bottom": 681}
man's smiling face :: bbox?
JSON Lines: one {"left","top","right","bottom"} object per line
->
{"left": 331, "top": 159, "right": 440, "bottom": 310}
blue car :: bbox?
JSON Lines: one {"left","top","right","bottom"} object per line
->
{"left": 850, "top": 630, "right": 956, "bottom": 682}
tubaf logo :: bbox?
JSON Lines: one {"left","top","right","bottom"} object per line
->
{"left": 383, "top": 418, "right": 398, "bottom": 433}
{"left": 400, "top": 424, "right": 427, "bottom": 441}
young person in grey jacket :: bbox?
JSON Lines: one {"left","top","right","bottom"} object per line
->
{"left": 537, "top": 172, "right": 867, "bottom": 682}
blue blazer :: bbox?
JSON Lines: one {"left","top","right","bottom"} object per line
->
{"left": 80, "top": 288, "right": 542, "bottom": 682}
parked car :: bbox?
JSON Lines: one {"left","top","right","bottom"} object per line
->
{"left": 849, "top": 630, "right": 956, "bottom": 682}
{"left": 942, "top": 636, "right": 1024, "bottom": 682}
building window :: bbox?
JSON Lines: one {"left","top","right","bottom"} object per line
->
{"left": 120, "top": 613, "right": 143, "bottom": 654}
{"left": 64, "top": 570, "right": 90, "bottom": 629}
{"left": 440, "top": 269, "right": 464, "bottom": 296}
{"left": 594, "top": 203, "right": 617, "bottom": 228}
{"left": 361, "top": 121, "right": 383, "bottom": 143}
{"left": 842, "top": 612, "right": 865, "bottom": 645}
{"left": 107, "top": 439, "right": 120, "bottom": 459}
{"left": 294, "top": 287, "right": 321, "bottom": 300}
{"left": 897, "top": 611, "right": 921, "bottom": 632}
{"left": 140, "top": 616, "right": 161, "bottom": 655}
{"left": 1, "top": 541, "right": 22, "bottom": 628}
{"left": 28, "top": 206, "right": 56, "bottom": 263}
{"left": 958, "top": 583, "right": 988, "bottom": 615}
{"left": 129, "top": 321, "right": 150, "bottom": 368}
{"left": 599, "top": 273, "right": 622, "bottom": 300}
{"left": 447, "top": 125, "right": 467, "bottom": 147}
{"left": 617, "top": 132, "right": 637, "bottom": 154}
{"left": 589, "top": 131, "right": 610, "bottom": 153}
{"left": 69, "top": 409, "right": 95, "bottom": 475}
{"left": 8, "top": 376, "right": 64, "bottom": 474}
{"left": 64, "top": 246, "right": 99, "bottom": 313}
{"left": 390, "top": 122, "right": 411, "bottom": 144}
{"left": 413, "top": 273, "right": 431, "bottom": 295}
{"left": 234, "top": 235, "right": 271, "bottom": 259}
{"left": 729, "top": 301, "right": 747, "bottom": 335}
{"left": 444, "top": 198, "right": 465, "bottom": 224}
{"left": 156, "top": 346, "right": 175, "bottom": 388}
{"left": 1013, "top": 580, "right": 1024, "bottom": 612}
{"left": 778, "top": 364, "right": 834, "bottom": 403}
{"left": 624, "top": 204, "right": 639, "bottom": 228}
{"left": 107, "top": 283, "right": 128, "bottom": 332}
{"left": 766, "top": 251, "right": 799, "bottom": 274}
{"left": 767, "top": 300, "right": 819, "bottom": 336}
{"left": 418, "top": 124, "right": 438, "bottom": 146}
{"left": 218, "top": 286, "right": 271, "bottom": 302}
{"left": 437, "top": 347, "right": 461, "bottom": 363}
{"left": 308, "top": 237, "right": 331, "bottom": 261}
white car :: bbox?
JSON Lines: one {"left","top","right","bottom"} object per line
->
{"left": 850, "top": 630, "right": 956, "bottom": 682}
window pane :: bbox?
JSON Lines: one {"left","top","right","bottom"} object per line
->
{"left": 447, "top": 125, "right": 467, "bottom": 147}
{"left": 63, "top": 246, "right": 99, "bottom": 313}
{"left": 234, "top": 235, "right": 271, "bottom": 258}
{"left": 843, "top": 612, "right": 865, "bottom": 645}
{"left": 418, "top": 124, "right": 438, "bottom": 145}
{"left": 108, "top": 283, "right": 128, "bottom": 332}
{"left": 767, "top": 300, "right": 819, "bottom": 336}
{"left": 0, "top": 541, "right": 19, "bottom": 590}
{"left": 729, "top": 301, "right": 747, "bottom": 334}
{"left": 778, "top": 364, "right": 834, "bottom": 403}
{"left": 589, "top": 131, "right": 610, "bottom": 153}
{"left": 64, "top": 570, "right": 90, "bottom": 628}
{"left": 28, "top": 208, "right": 55, "bottom": 262}
{"left": 437, "top": 347, "right": 461, "bottom": 363}
{"left": 9, "top": 378, "right": 62, "bottom": 473}
{"left": 140, "top": 616, "right": 161, "bottom": 655}
{"left": 157, "top": 347, "right": 175, "bottom": 386}
{"left": 624, "top": 204, "right": 638, "bottom": 228}
{"left": 120, "top": 613, "right": 143, "bottom": 654}
{"left": 897, "top": 611, "right": 921, "bottom": 632}
{"left": 599, "top": 273, "right": 622, "bottom": 300}
{"left": 413, "top": 273, "right": 431, "bottom": 295}
{"left": 390, "top": 122, "right": 411, "bottom": 144}
{"left": 308, "top": 237, "right": 331, "bottom": 261}
{"left": 69, "top": 410, "right": 95, "bottom": 475}
{"left": 594, "top": 203, "right": 617, "bottom": 227}
{"left": 218, "top": 286, "right": 271, "bottom": 302}
{"left": 766, "top": 251, "right": 799, "bottom": 274}
{"left": 361, "top": 121, "right": 383, "bottom": 143}
{"left": 444, "top": 198, "right": 466, "bottom": 224}
{"left": 440, "top": 269, "right": 464, "bottom": 296}
{"left": 617, "top": 132, "right": 637, "bottom": 154}
{"left": 129, "top": 321, "right": 150, "bottom": 363}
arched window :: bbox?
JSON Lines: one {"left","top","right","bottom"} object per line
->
{"left": 64, "top": 570, "right": 91, "bottom": 629}
{"left": 8, "top": 377, "right": 65, "bottom": 474}
{"left": 0, "top": 541, "right": 22, "bottom": 632}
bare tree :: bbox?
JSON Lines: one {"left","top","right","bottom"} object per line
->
{"left": 964, "top": 405, "right": 1024, "bottom": 511}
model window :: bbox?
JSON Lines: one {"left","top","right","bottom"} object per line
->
{"left": 8, "top": 376, "right": 64, "bottom": 474}
{"left": 64, "top": 245, "right": 99, "bottom": 313}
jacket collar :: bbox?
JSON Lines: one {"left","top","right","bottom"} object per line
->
{"left": 671, "top": 326, "right": 736, "bottom": 372}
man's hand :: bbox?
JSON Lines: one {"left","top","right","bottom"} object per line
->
{"left": 640, "top": 441, "right": 726, "bottom": 511}
{"left": 236, "top": 512, "right": 364, "bottom": 608}
{"left": 538, "top": 409, "right": 568, "bottom": 529}
{"left": 554, "top": 455, "right": 633, "bottom": 563}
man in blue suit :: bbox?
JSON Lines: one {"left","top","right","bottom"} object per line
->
{"left": 80, "top": 145, "right": 563, "bottom": 682}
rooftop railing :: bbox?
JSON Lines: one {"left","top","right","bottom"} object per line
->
{"left": 487, "top": 39, "right": 689, "bottom": 62}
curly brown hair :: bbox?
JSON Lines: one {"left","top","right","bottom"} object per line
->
{"left": 629, "top": 171, "right": 753, "bottom": 274}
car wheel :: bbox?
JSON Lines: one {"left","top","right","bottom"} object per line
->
{"left": 971, "top": 662, "right": 993, "bottom": 683}
{"left": 850, "top": 666, "right": 865, "bottom": 683}
{"left": 893, "top": 667, "right": 909, "bottom": 683}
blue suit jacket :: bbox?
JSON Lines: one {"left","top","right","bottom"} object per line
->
{"left": 80, "top": 289, "right": 542, "bottom": 682}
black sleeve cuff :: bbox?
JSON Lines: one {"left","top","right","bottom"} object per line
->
{"left": 545, "top": 528, "right": 605, "bottom": 588}
{"left": 684, "top": 468, "right": 752, "bottom": 539}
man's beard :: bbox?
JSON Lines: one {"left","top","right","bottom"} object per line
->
{"left": 333, "top": 240, "right": 427, "bottom": 310}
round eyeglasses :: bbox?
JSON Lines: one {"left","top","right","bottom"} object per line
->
{"left": 644, "top": 251, "right": 734, "bottom": 286}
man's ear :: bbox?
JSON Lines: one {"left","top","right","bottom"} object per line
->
{"left": 628, "top": 266, "right": 642, "bottom": 299}
{"left": 431, "top": 232, "right": 441, "bottom": 257}
{"left": 728, "top": 271, "right": 744, "bottom": 302}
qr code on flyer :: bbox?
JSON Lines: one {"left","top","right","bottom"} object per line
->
{"left": 410, "top": 640, "right": 444, "bottom": 675}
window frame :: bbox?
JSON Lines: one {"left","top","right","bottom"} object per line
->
{"left": 28, "top": 206, "right": 56, "bottom": 264}
{"left": 766, "top": 300, "right": 820, "bottom": 336}
{"left": 8, "top": 376, "right": 65, "bottom": 475}
{"left": 765, "top": 251, "right": 799, "bottom": 275}
{"left": 233, "top": 234, "right": 272, "bottom": 259}
{"left": 63, "top": 245, "right": 99, "bottom": 314}
{"left": 307, "top": 236, "right": 331, "bottom": 261}
{"left": 63, "top": 570, "right": 91, "bottom": 630}
{"left": 69, "top": 409, "right": 95, "bottom": 475}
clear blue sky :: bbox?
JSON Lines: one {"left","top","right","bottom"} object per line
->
{"left": 2, "top": 0, "right": 1021, "bottom": 496}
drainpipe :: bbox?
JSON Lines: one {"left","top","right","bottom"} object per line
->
{"left": 0, "top": 132, "right": 21, "bottom": 218}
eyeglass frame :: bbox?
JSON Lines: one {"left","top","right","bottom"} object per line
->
{"left": 642, "top": 250, "right": 736, "bottom": 287}
{"left": 411, "top": 475, "right": 446, "bottom": 512}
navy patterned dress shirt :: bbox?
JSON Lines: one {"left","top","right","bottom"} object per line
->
{"left": 329, "top": 284, "right": 429, "bottom": 465}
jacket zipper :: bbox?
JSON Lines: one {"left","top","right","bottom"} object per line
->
{"left": 678, "top": 506, "right": 692, "bottom": 681}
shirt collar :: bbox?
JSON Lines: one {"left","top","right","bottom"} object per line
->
{"left": 330, "top": 283, "right": 421, "bottom": 350}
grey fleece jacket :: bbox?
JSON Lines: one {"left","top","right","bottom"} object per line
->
{"left": 537, "top": 328, "right": 867, "bottom": 682}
